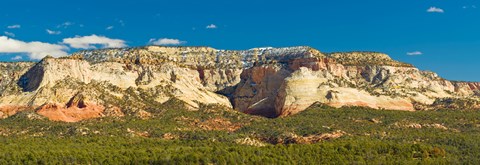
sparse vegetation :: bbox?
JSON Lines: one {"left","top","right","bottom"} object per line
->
{"left": 327, "top": 52, "right": 414, "bottom": 67}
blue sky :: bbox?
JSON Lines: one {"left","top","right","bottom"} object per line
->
{"left": 1, "top": 0, "right": 479, "bottom": 81}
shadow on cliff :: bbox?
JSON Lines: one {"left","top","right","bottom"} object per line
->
{"left": 219, "top": 62, "right": 295, "bottom": 118}
{"left": 17, "top": 61, "right": 45, "bottom": 92}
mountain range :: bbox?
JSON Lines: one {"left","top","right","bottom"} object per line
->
{"left": 1, "top": 46, "right": 479, "bottom": 122}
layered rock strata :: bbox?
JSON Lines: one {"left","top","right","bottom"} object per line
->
{"left": 0, "top": 46, "right": 478, "bottom": 121}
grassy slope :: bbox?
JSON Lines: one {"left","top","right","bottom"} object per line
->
{"left": 0, "top": 104, "right": 479, "bottom": 164}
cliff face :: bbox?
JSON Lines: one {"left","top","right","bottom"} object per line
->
{"left": 234, "top": 55, "right": 456, "bottom": 117}
{"left": 0, "top": 46, "right": 478, "bottom": 121}
{"left": 452, "top": 82, "right": 480, "bottom": 96}
{"left": 0, "top": 62, "right": 35, "bottom": 119}
{"left": 231, "top": 51, "right": 478, "bottom": 117}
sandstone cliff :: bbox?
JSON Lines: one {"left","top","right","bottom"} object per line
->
{"left": 452, "top": 81, "right": 480, "bottom": 96}
{"left": 0, "top": 46, "right": 478, "bottom": 121}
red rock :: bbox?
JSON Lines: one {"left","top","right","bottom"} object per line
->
{"left": 36, "top": 102, "right": 105, "bottom": 122}
{"left": 0, "top": 105, "right": 30, "bottom": 118}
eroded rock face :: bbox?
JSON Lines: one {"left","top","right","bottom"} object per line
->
{"left": 233, "top": 65, "right": 290, "bottom": 117}
{"left": 37, "top": 102, "right": 104, "bottom": 123}
{"left": 233, "top": 53, "right": 480, "bottom": 117}
{"left": 0, "top": 62, "right": 36, "bottom": 119}
{"left": 0, "top": 46, "right": 479, "bottom": 121}
{"left": 35, "top": 93, "right": 104, "bottom": 122}
{"left": 0, "top": 105, "right": 30, "bottom": 119}
{"left": 452, "top": 82, "right": 480, "bottom": 96}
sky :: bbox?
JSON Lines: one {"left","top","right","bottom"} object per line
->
{"left": 1, "top": 0, "right": 479, "bottom": 81}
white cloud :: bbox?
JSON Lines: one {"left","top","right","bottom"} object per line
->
{"left": 106, "top": 26, "right": 114, "bottom": 30}
{"left": 46, "top": 29, "right": 61, "bottom": 35}
{"left": 4, "top": 31, "right": 15, "bottom": 37}
{"left": 57, "top": 22, "right": 73, "bottom": 28}
{"left": 11, "top": 55, "right": 22, "bottom": 60}
{"left": 0, "top": 36, "right": 68, "bottom": 59}
{"left": 427, "top": 7, "right": 444, "bottom": 13}
{"left": 62, "top": 35, "right": 127, "bottom": 49}
{"left": 149, "top": 38, "right": 186, "bottom": 45}
{"left": 7, "top": 25, "right": 21, "bottom": 29}
{"left": 206, "top": 24, "right": 217, "bottom": 29}
{"left": 407, "top": 51, "right": 423, "bottom": 56}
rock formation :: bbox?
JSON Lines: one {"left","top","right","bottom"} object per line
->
{"left": 0, "top": 46, "right": 478, "bottom": 121}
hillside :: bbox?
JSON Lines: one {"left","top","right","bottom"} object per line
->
{"left": 0, "top": 104, "right": 479, "bottom": 163}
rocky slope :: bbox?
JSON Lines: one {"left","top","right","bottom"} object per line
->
{"left": 0, "top": 46, "right": 478, "bottom": 121}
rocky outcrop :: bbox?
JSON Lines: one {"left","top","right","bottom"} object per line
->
{"left": 233, "top": 65, "right": 290, "bottom": 117}
{"left": 35, "top": 93, "right": 106, "bottom": 122}
{"left": 235, "top": 137, "right": 267, "bottom": 147}
{"left": 36, "top": 102, "right": 104, "bottom": 123}
{"left": 328, "top": 52, "right": 413, "bottom": 67}
{"left": 235, "top": 57, "right": 417, "bottom": 117}
{"left": 0, "top": 46, "right": 479, "bottom": 121}
{"left": 0, "top": 62, "right": 35, "bottom": 119}
{"left": 232, "top": 51, "right": 479, "bottom": 117}
{"left": 263, "top": 130, "right": 347, "bottom": 144}
{"left": 0, "top": 105, "right": 30, "bottom": 119}
{"left": 0, "top": 62, "right": 35, "bottom": 93}
{"left": 452, "top": 81, "right": 480, "bottom": 96}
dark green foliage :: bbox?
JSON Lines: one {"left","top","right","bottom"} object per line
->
{"left": 0, "top": 104, "right": 479, "bottom": 164}
{"left": 0, "top": 137, "right": 455, "bottom": 164}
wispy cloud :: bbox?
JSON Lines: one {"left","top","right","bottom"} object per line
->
{"left": 11, "top": 55, "right": 22, "bottom": 60}
{"left": 206, "top": 24, "right": 217, "bottom": 29}
{"left": 62, "top": 35, "right": 127, "bottom": 49}
{"left": 57, "top": 22, "right": 74, "bottom": 28}
{"left": 463, "top": 5, "right": 477, "bottom": 9}
{"left": 4, "top": 31, "right": 15, "bottom": 37}
{"left": 427, "top": 7, "right": 444, "bottom": 13}
{"left": 0, "top": 36, "right": 68, "bottom": 59}
{"left": 407, "top": 51, "right": 423, "bottom": 56}
{"left": 7, "top": 24, "right": 21, "bottom": 29}
{"left": 106, "top": 26, "right": 114, "bottom": 30}
{"left": 149, "top": 38, "right": 186, "bottom": 45}
{"left": 46, "top": 29, "right": 61, "bottom": 35}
